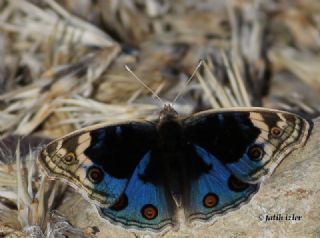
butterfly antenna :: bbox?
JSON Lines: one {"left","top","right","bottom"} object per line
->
{"left": 125, "top": 65, "right": 165, "bottom": 106}
{"left": 172, "top": 60, "right": 203, "bottom": 104}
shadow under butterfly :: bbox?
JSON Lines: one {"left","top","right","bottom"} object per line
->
{"left": 39, "top": 104, "right": 312, "bottom": 233}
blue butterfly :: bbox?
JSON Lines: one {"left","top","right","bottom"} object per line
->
{"left": 39, "top": 105, "right": 311, "bottom": 233}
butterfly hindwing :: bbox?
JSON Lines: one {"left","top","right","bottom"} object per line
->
{"left": 184, "top": 145, "right": 259, "bottom": 223}
{"left": 183, "top": 108, "right": 311, "bottom": 183}
{"left": 40, "top": 121, "right": 157, "bottom": 206}
{"left": 98, "top": 151, "right": 176, "bottom": 232}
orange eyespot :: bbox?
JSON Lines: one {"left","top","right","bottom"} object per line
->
{"left": 228, "top": 175, "right": 249, "bottom": 192}
{"left": 271, "top": 127, "right": 282, "bottom": 138}
{"left": 110, "top": 194, "right": 128, "bottom": 211}
{"left": 248, "top": 145, "right": 264, "bottom": 161}
{"left": 63, "top": 152, "right": 77, "bottom": 164}
{"left": 203, "top": 193, "right": 219, "bottom": 208}
{"left": 87, "top": 166, "right": 104, "bottom": 184}
{"left": 141, "top": 204, "right": 158, "bottom": 220}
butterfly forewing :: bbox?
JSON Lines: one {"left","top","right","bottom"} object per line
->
{"left": 183, "top": 108, "right": 311, "bottom": 183}
{"left": 39, "top": 121, "right": 157, "bottom": 207}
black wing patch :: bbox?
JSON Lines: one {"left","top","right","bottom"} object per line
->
{"left": 84, "top": 122, "right": 157, "bottom": 179}
{"left": 184, "top": 111, "right": 260, "bottom": 164}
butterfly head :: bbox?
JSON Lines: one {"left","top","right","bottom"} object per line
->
{"left": 159, "top": 104, "right": 178, "bottom": 122}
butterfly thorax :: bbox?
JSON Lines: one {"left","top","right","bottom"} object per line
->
{"left": 157, "top": 104, "right": 185, "bottom": 155}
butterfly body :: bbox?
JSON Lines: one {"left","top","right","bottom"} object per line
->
{"left": 39, "top": 105, "right": 311, "bottom": 233}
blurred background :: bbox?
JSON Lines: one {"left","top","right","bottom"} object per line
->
{"left": 1, "top": 0, "right": 320, "bottom": 139}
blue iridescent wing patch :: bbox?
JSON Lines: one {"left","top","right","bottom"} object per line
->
{"left": 98, "top": 151, "right": 176, "bottom": 232}
{"left": 184, "top": 145, "right": 259, "bottom": 223}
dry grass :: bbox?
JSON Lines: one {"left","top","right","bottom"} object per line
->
{"left": 0, "top": 0, "right": 320, "bottom": 237}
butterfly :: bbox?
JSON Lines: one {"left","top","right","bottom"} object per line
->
{"left": 39, "top": 105, "right": 312, "bottom": 233}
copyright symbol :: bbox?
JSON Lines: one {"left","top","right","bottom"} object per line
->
{"left": 259, "top": 215, "right": 265, "bottom": 221}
